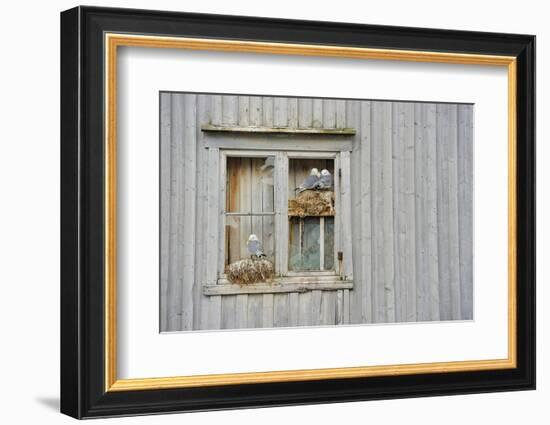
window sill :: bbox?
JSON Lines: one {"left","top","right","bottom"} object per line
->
{"left": 203, "top": 275, "right": 353, "bottom": 296}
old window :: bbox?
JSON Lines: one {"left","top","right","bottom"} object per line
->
{"left": 211, "top": 149, "right": 352, "bottom": 294}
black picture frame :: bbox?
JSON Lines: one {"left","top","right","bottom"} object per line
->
{"left": 60, "top": 5, "right": 535, "bottom": 419}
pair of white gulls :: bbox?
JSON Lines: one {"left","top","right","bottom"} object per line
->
{"left": 246, "top": 168, "right": 333, "bottom": 259}
{"left": 296, "top": 168, "right": 333, "bottom": 193}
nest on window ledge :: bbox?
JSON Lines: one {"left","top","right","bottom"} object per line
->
{"left": 288, "top": 189, "right": 335, "bottom": 217}
{"left": 225, "top": 258, "right": 274, "bottom": 285}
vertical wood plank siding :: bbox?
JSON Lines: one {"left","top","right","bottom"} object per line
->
{"left": 414, "top": 103, "right": 440, "bottom": 321}
{"left": 159, "top": 94, "right": 171, "bottom": 331}
{"left": 457, "top": 105, "right": 474, "bottom": 320}
{"left": 160, "top": 93, "right": 474, "bottom": 331}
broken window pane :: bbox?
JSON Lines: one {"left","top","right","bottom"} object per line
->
{"left": 288, "top": 158, "right": 335, "bottom": 272}
{"left": 288, "top": 216, "right": 335, "bottom": 271}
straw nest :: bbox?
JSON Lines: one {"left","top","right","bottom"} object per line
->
{"left": 288, "top": 190, "right": 335, "bottom": 217}
{"left": 226, "top": 258, "right": 274, "bottom": 285}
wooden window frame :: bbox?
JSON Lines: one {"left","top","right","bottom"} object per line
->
{"left": 204, "top": 148, "right": 354, "bottom": 296}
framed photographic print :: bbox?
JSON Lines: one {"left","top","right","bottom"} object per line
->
{"left": 60, "top": 5, "right": 535, "bottom": 419}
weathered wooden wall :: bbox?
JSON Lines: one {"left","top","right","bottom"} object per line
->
{"left": 160, "top": 93, "right": 473, "bottom": 332}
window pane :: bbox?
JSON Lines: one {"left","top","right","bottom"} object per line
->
{"left": 225, "top": 215, "right": 275, "bottom": 265}
{"left": 289, "top": 217, "right": 319, "bottom": 271}
{"left": 226, "top": 156, "right": 274, "bottom": 213}
{"left": 225, "top": 156, "right": 275, "bottom": 268}
{"left": 288, "top": 217, "right": 335, "bottom": 271}
{"left": 288, "top": 158, "right": 335, "bottom": 272}
{"left": 324, "top": 217, "right": 335, "bottom": 270}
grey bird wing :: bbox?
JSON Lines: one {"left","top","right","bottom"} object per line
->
{"left": 256, "top": 242, "right": 265, "bottom": 256}
{"left": 319, "top": 174, "right": 333, "bottom": 188}
{"left": 299, "top": 174, "right": 319, "bottom": 190}
{"left": 247, "top": 240, "right": 264, "bottom": 256}
{"left": 247, "top": 240, "right": 256, "bottom": 255}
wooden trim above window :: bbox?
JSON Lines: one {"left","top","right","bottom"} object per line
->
{"left": 202, "top": 124, "right": 356, "bottom": 135}
{"left": 205, "top": 137, "right": 353, "bottom": 153}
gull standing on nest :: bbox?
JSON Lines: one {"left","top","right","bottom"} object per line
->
{"left": 315, "top": 169, "right": 333, "bottom": 189}
{"left": 247, "top": 234, "right": 266, "bottom": 259}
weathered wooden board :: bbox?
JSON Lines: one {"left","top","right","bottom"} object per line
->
{"left": 323, "top": 99, "right": 336, "bottom": 128}
{"left": 289, "top": 292, "right": 299, "bottom": 326}
{"left": 298, "top": 98, "right": 312, "bottom": 128}
{"left": 193, "top": 95, "right": 210, "bottom": 328}
{"left": 179, "top": 94, "right": 197, "bottom": 330}
{"left": 208, "top": 295, "right": 221, "bottom": 329}
{"left": 246, "top": 294, "right": 263, "bottom": 328}
{"left": 336, "top": 100, "right": 347, "bottom": 129}
{"left": 340, "top": 151, "right": 353, "bottom": 280}
{"left": 159, "top": 93, "right": 171, "bottom": 331}
{"left": 165, "top": 94, "right": 185, "bottom": 331}
{"left": 311, "top": 290, "right": 323, "bottom": 326}
{"left": 262, "top": 97, "right": 274, "bottom": 127}
{"left": 204, "top": 147, "right": 221, "bottom": 328}
{"left": 235, "top": 294, "right": 248, "bottom": 328}
{"left": 250, "top": 96, "right": 262, "bottom": 126}
{"left": 321, "top": 291, "right": 336, "bottom": 325}
{"left": 358, "top": 100, "right": 372, "bottom": 323}
{"left": 414, "top": 103, "right": 440, "bottom": 322}
{"left": 262, "top": 159, "right": 275, "bottom": 260}
{"left": 274, "top": 294, "right": 290, "bottom": 327}
{"left": 203, "top": 135, "right": 353, "bottom": 152}
{"left": 298, "top": 291, "right": 313, "bottom": 326}
{"left": 262, "top": 294, "right": 274, "bottom": 327}
{"left": 336, "top": 290, "right": 344, "bottom": 324}
{"left": 343, "top": 289, "right": 351, "bottom": 324}
{"left": 221, "top": 295, "right": 236, "bottom": 329}
{"left": 436, "top": 104, "right": 462, "bottom": 321}
{"left": 238, "top": 96, "right": 249, "bottom": 127}
{"left": 210, "top": 95, "right": 222, "bottom": 125}
{"left": 312, "top": 99, "right": 323, "bottom": 128}
{"left": 201, "top": 124, "right": 356, "bottom": 135}
{"left": 392, "top": 102, "right": 416, "bottom": 323}
{"left": 371, "top": 101, "right": 395, "bottom": 323}
{"left": 203, "top": 280, "right": 354, "bottom": 295}
{"left": 222, "top": 96, "right": 237, "bottom": 125}
{"left": 288, "top": 98, "right": 298, "bottom": 128}
{"left": 458, "top": 104, "right": 474, "bottom": 320}
{"left": 274, "top": 152, "right": 289, "bottom": 275}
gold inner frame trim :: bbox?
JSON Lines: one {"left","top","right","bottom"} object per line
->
{"left": 104, "top": 33, "right": 518, "bottom": 392}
